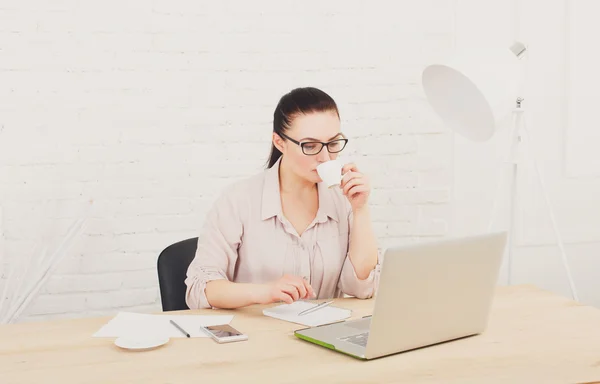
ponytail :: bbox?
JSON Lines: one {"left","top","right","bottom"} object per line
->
{"left": 266, "top": 144, "right": 283, "bottom": 169}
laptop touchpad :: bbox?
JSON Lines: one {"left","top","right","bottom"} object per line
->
{"left": 345, "top": 318, "right": 371, "bottom": 330}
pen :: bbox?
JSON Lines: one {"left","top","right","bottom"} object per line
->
{"left": 298, "top": 300, "right": 334, "bottom": 316}
{"left": 170, "top": 319, "right": 190, "bottom": 338}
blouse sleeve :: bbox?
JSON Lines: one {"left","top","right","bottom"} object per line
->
{"left": 184, "top": 187, "right": 244, "bottom": 309}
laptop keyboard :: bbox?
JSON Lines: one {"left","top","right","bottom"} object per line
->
{"left": 344, "top": 318, "right": 371, "bottom": 331}
{"left": 339, "top": 332, "right": 369, "bottom": 347}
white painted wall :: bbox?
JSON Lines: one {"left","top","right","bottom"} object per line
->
{"left": 0, "top": 0, "right": 598, "bottom": 323}
{"left": 451, "top": 0, "right": 600, "bottom": 306}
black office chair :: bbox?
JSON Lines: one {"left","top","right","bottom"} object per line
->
{"left": 157, "top": 237, "right": 198, "bottom": 311}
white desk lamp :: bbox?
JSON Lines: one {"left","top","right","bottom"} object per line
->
{"left": 421, "top": 42, "right": 579, "bottom": 301}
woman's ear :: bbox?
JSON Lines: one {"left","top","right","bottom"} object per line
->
{"left": 272, "top": 132, "right": 286, "bottom": 154}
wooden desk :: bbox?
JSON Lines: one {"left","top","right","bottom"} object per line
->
{"left": 1, "top": 285, "right": 600, "bottom": 383}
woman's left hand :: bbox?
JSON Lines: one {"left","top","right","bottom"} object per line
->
{"left": 341, "top": 163, "right": 371, "bottom": 212}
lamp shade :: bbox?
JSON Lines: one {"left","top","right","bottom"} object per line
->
{"left": 421, "top": 43, "right": 525, "bottom": 142}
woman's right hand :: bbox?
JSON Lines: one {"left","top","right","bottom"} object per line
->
{"left": 253, "top": 274, "right": 315, "bottom": 305}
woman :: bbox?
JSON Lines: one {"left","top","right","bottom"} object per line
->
{"left": 184, "top": 87, "right": 380, "bottom": 309}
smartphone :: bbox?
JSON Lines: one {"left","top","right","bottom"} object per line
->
{"left": 201, "top": 324, "right": 248, "bottom": 343}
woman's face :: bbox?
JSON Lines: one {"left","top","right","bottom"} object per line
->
{"left": 273, "top": 110, "right": 344, "bottom": 184}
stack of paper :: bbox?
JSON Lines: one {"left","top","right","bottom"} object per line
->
{"left": 93, "top": 312, "right": 233, "bottom": 338}
{"left": 263, "top": 301, "right": 351, "bottom": 327}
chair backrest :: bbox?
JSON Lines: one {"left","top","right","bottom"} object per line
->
{"left": 157, "top": 237, "right": 198, "bottom": 311}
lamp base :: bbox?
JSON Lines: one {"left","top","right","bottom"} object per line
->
{"left": 487, "top": 98, "right": 579, "bottom": 301}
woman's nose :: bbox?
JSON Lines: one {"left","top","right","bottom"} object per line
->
{"left": 317, "top": 147, "right": 332, "bottom": 162}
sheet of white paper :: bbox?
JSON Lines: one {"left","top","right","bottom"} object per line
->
{"left": 92, "top": 312, "right": 234, "bottom": 338}
{"left": 263, "top": 301, "right": 351, "bottom": 327}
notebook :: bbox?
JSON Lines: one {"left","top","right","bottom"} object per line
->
{"left": 263, "top": 301, "right": 352, "bottom": 327}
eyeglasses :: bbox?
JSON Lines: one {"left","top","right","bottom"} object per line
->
{"left": 278, "top": 131, "right": 348, "bottom": 156}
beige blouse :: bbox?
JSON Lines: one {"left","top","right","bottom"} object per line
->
{"left": 184, "top": 157, "right": 381, "bottom": 309}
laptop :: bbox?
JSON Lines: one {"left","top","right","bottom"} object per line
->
{"left": 294, "top": 231, "right": 507, "bottom": 360}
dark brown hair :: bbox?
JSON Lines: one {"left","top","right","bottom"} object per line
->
{"left": 267, "top": 87, "right": 340, "bottom": 168}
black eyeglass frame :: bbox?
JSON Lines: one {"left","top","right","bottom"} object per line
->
{"left": 277, "top": 131, "right": 349, "bottom": 156}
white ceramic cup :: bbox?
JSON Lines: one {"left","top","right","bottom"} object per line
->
{"left": 316, "top": 159, "right": 344, "bottom": 188}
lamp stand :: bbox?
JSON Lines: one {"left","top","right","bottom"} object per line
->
{"left": 487, "top": 98, "right": 579, "bottom": 301}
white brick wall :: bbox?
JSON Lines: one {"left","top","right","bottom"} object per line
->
{"left": 0, "top": 0, "right": 455, "bottom": 322}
